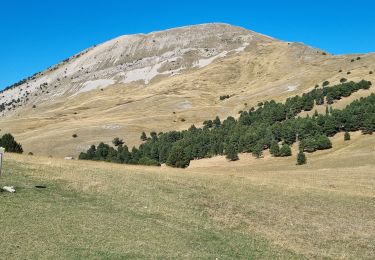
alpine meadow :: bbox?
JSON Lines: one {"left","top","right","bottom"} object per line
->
{"left": 1, "top": 8, "right": 375, "bottom": 259}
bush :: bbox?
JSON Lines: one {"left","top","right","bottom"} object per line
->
{"left": 300, "top": 137, "right": 318, "bottom": 152}
{"left": 219, "top": 95, "right": 230, "bottom": 101}
{"left": 279, "top": 143, "right": 292, "bottom": 157}
{"left": 78, "top": 152, "right": 88, "bottom": 160}
{"left": 316, "top": 135, "right": 332, "bottom": 149}
{"left": 72, "top": 134, "right": 78, "bottom": 138}
{"left": 297, "top": 151, "right": 306, "bottom": 165}
{"left": 323, "top": 81, "right": 330, "bottom": 87}
{"left": 340, "top": 78, "right": 347, "bottom": 83}
{"left": 344, "top": 132, "right": 350, "bottom": 141}
{"left": 300, "top": 135, "right": 332, "bottom": 152}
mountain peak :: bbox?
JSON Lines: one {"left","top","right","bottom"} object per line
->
{"left": 0, "top": 23, "right": 275, "bottom": 115}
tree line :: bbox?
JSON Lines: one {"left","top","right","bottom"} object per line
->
{"left": 79, "top": 80, "right": 373, "bottom": 168}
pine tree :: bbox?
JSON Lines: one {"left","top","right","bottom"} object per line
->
{"left": 326, "top": 93, "right": 334, "bottom": 104}
{"left": 225, "top": 144, "right": 239, "bottom": 161}
{"left": 112, "top": 137, "right": 124, "bottom": 147}
{"left": 213, "top": 116, "right": 221, "bottom": 128}
{"left": 270, "top": 141, "right": 280, "bottom": 157}
{"left": 150, "top": 131, "right": 158, "bottom": 141}
{"left": 344, "top": 131, "right": 350, "bottom": 141}
{"left": 140, "top": 132, "right": 147, "bottom": 141}
{"left": 252, "top": 143, "right": 263, "bottom": 158}
{"left": 86, "top": 145, "right": 97, "bottom": 159}
{"left": 166, "top": 145, "right": 190, "bottom": 168}
{"left": 297, "top": 151, "right": 306, "bottom": 165}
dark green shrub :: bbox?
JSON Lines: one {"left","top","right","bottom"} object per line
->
{"left": 167, "top": 145, "right": 190, "bottom": 168}
{"left": 279, "top": 143, "right": 292, "bottom": 157}
{"left": 225, "top": 144, "right": 239, "bottom": 161}
{"left": 219, "top": 95, "right": 230, "bottom": 101}
{"left": 344, "top": 132, "right": 350, "bottom": 141}
{"left": 140, "top": 132, "right": 147, "bottom": 141}
{"left": 297, "top": 151, "right": 306, "bottom": 165}
{"left": 270, "top": 141, "right": 280, "bottom": 157}
{"left": 138, "top": 157, "right": 160, "bottom": 166}
{"left": 112, "top": 137, "right": 124, "bottom": 146}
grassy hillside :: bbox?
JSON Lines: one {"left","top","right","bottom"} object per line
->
{"left": 0, "top": 42, "right": 374, "bottom": 158}
{"left": 1, "top": 131, "right": 374, "bottom": 259}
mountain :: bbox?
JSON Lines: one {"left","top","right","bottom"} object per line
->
{"left": 0, "top": 23, "right": 271, "bottom": 109}
{"left": 0, "top": 23, "right": 374, "bottom": 157}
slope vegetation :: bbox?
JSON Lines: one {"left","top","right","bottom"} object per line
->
{"left": 0, "top": 24, "right": 374, "bottom": 157}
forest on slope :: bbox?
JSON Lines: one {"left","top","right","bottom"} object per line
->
{"left": 79, "top": 80, "right": 374, "bottom": 167}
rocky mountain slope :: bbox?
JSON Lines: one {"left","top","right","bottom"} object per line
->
{"left": 0, "top": 23, "right": 374, "bottom": 157}
{"left": 0, "top": 23, "right": 273, "bottom": 113}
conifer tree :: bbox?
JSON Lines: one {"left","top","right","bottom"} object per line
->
{"left": 213, "top": 116, "right": 221, "bottom": 128}
{"left": 297, "top": 151, "right": 307, "bottom": 165}
{"left": 112, "top": 137, "right": 124, "bottom": 147}
{"left": 270, "top": 141, "right": 280, "bottom": 157}
{"left": 167, "top": 145, "right": 190, "bottom": 168}
{"left": 252, "top": 143, "right": 263, "bottom": 158}
{"left": 140, "top": 132, "right": 147, "bottom": 141}
{"left": 225, "top": 144, "right": 239, "bottom": 161}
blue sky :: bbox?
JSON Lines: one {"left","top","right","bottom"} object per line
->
{"left": 1, "top": 0, "right": 374, "bottom": 89}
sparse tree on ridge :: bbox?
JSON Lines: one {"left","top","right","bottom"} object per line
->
{"left": 112, "top": 137, "right": 124, "bottom": 147}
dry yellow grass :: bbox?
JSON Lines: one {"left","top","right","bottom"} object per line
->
{"left": 0, "top": 130, "right": 374, "bottom": 258}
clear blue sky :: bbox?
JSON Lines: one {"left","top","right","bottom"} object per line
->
{"left": 1, "top": 0, "right": 374, "bottom": 89}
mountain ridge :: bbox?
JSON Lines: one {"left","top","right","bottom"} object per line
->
{"left": 0, "top": 23, "right": 277, "bottom": 116}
